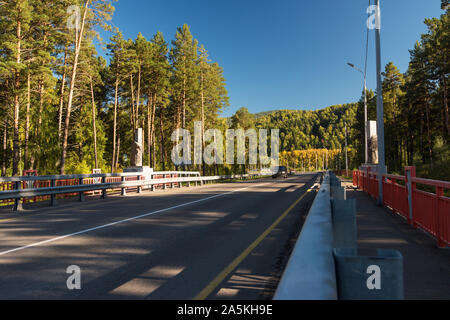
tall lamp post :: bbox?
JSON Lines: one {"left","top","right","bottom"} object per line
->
{"left": 347, "top": 62, "right": 368, "bottom": 164}
{"left": 374, "top": 0, "right": 386, "bottom": 205}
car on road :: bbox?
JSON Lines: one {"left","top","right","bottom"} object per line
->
{"left": 272, "top": 166, "right": 289, "bottom": 179}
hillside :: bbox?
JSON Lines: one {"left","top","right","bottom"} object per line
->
{"left": 228, "top": 104, "right": 359, "bottom": 151}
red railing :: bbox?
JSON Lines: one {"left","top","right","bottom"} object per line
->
{"left": 353, "top": 167, "right": 450, "bottom": 248}
{"left": 2, "top": 179, "right": 88, "bottom": 205}
{"left": 0, "top": 173, "right": 185, "bottom": 208}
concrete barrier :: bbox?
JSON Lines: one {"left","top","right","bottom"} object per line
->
{"left": 334, "top": 248, "right": 404, "bottom": 300}
{"left": 275, "top": 172, "right": 404, "bottom": 300}
{"left": 331, "top": 186, "right": 346, "bottom": 200}
{"left": 332, "top": 199, "right": 357, "bottom": 249}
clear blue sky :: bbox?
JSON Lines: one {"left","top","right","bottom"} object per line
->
{"left": 99, "top": 0, "right": 444, "bottom": 117}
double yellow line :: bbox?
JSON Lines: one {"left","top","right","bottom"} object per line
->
{"left": 194, "top": 187, "right": 314, "bottom": 300}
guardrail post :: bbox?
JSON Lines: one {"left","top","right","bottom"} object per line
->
{"left": 137, "top": 175, "right": 143, "bottom": 194}
{"left": 121, "top": 176, "right": 127, "bottom": 196}
{"left": 435, "top": 186, "right": 445, "bottom": 248}
{"left": 78, "top": 178, "right": 85, "bottom": 202}
{"left": 49, "top": 179, "right": 57, "bottom": 207}
{"left": 101, "top": 177, "right": 107, "bottom": 199}
{"left": 13, "top": 181, "right": 24, "bottom": 211}
{"left": 364, "top": 168, "right": 369, "bottom": 193}
{"left": 405, "top": 167, "right": 415, "bottom": 226}
{"left": 149, "top": 174, "right": 153, "bottom": 192}
{"left": 380, "top": 172, "right": 385, "bottom": 202}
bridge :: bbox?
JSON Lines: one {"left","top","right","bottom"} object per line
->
{"left": 0, "top": 170, "right": 448, "bottom": 300}
{"left": 0, "top": 173, "right": 319, "bottom": 300}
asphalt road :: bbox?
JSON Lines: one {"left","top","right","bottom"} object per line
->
{"left": 0, "top": 174, "right": 319, "bottom": 300}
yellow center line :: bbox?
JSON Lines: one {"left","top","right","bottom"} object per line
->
{"left": 194, "top": 187, "right": 315, "bottom": 300}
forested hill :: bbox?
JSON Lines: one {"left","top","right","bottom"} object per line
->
{"left": 0, "top": 1, "right": 447, "bottom": 179}
{"left": 229, "top": 104, "right": 358, "bottom": 152}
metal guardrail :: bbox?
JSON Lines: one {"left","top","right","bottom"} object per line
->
{"left": 0, "top": 172, "right": 263, "bottom": 211}
{"left": 0, "top": 171, "right": 201, "bottom": 183}
{"left": 274, "top": 172, "right": 338, "bottom": 300}
{"left": 275, "top": 172, "right": 405, "bottom": 300}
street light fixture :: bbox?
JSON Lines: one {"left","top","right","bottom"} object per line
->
{"left": 347, "top": 62, "right": 368, "bottom": 164}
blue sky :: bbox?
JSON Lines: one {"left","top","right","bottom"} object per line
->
{"left": 98, "top": 0, "right": 444, "bottom": 117}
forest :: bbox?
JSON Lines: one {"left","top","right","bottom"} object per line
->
{"left": 355, "top": 5, "right": 449, "bottom": 180}
{"left": 0, "top": 0, "right": 229, "bottom": 176}
{"left": 0, "top": 1, "right": 448, "bottom": 180}
{"left": 257, "top": 4, "right": 450, "bottom": 180}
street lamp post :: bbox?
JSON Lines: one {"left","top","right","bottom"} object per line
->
{"left": 347, "top": 62, "right": 368, "bottom": 164}
{"left": 375, "top": 0, "right": 386, "bottom": 205}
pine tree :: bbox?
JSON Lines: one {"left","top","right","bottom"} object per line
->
{"left": 0, "top": 0, "right": 33, "bottom": 175}
{"left": 382, "top": 62, "right": 405, "bottom": 171}
{"left": 107, "top": 28, "right": 127, "bottom": 172}
{"left": 170, "top": 24, "right": 200, "bottom": 132}
{"left": 422, "top": 14, "right": 449, "bottom": 137}
{"left": 60, "top": 0, "right": 115, "bottom": 174}
{"left": 146, "top": 31, "right": 171, "bottom": 169}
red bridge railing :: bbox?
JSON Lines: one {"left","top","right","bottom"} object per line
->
{"left": 353, "top": 167, "right": 450, "bottom": 248}
{"left": 0, "top": 173, "right": 187, "bottom": 208}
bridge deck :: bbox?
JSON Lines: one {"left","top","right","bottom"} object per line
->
{"left": 0, "top": 175, "right": 318, "bottom": 300}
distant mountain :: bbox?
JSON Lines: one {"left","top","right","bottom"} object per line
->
{"left": 250, "top": 108, "right": 319, "bottom": 118}
{"left": 250, "top": 104, "right": 360, "bottom": 151}
{"left": 253, "top": 110, "right": 290, "bottom": 118}
{"left": 226, "top": 106, "right": 348, "bottom": 119}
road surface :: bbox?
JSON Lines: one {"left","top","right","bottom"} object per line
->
{"left": 0, "top": 174, "right": 319, "bottom": 300}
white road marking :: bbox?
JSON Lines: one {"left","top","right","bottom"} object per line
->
{"left": 0, "top": 183, "right": 270, "bottom": 257}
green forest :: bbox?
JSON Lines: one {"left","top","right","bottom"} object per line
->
{"left": 0, "top": 0, "right": 229, "bottom": 176}
{"left": 0, "top": 1, "right": 449, "bottom": 180}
